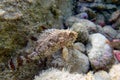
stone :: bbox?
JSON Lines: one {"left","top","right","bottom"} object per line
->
{"left": 109, "top": 10, "right": 120, "bottom": 29}
{"left": 106, "top": 4, "right": 117, "bottom": 10}
{"left": 65, "top": 18, "right": 97, "bottom": 33}
{"left": 95, "top": 13, "right": 105, "bottom": 27}
{"left": 0, "top": 9, "right": 6, "bottom": 16}
{"left": 34, "top": 68, "right": 85, "bottom": 80}
{"left": 65, "top": 16, "right": 81, "bottom": 27}
{"left": 85, "top": 8, "right": 96, "bottom": 20}
{"left": 3, "top": 12, "right": 23, "bottom": 20}
{"left": 109, "top": 64, "right": 120, "bottom": 80}
{"left": 71, "top": 22, "right": 89, "bottom": 43}
{"left": 76, "top": 12, "right": 88, "bottom": 19}
{"left": 94, "top": 71, "right": 110, "bottom": 80}
{"left": 46, "top": 49, "right": 65, "bottom": 69}
{"left": 103, "top": 26, "right": 117, "bottom": 39}
{"left": 94, "top": 0, "right": 103, "bottom": 3}
{"left": 73, "top": 42, "right": 86, "bottom": 53}
{"left": 88, "top": 33, "right": 115, "bottom": 70}
{"left": 116, "top": 33, "right": 120, "bottom": 39}
{"left": 78, "top": 19, "right": 97, "bottom": 34}
{"left": 78, "top": 0, "right": 94, "bottom": 2}
{"left": 90, "top": 3, "right": 106, "bottom": 10}
{"left": 66, "top": 48, "right": 89, "bottom": 73}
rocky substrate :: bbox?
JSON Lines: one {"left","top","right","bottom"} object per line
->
{"left": 0, "top": 0, "right": 120, "bottom": 80}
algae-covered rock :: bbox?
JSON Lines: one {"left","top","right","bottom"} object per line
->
{"left": 0, "top": 0, "right": 73, "bottom": 59}
{"left": 71, "top": 22, "right": 89, "bottom": 43}
{"left": 0, "top": 0, "right": 73, "bottom": 80}
{"left": 66, "top": 48, "right": 89, "bottom": 73}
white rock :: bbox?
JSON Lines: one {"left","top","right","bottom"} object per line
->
{"left": 0, "top": 9, "right": 6, "bottom": 16}
{"left": 109, "top": 63, "right": 120, "bottom": 80}
{"left": 89, "top": 33, "right": 107, "bottom": 48}
{"left": 88, "top": 33, "right": 115, "bottom": 70}
{"left": 94, "top": 71, "right": 110, "bottom": 80}
{"left": 34, "top": 68, "right": 91, "bottom": 80}
{"left": 109, "top": 64, "right": 120, "bottom": 80}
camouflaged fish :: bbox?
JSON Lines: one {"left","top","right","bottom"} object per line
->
{"left": 8, "top": 29, "right": 78, "bottom": 70}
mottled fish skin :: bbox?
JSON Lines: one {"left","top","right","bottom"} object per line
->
{"left": 6, "top": 29, "right": 77, "bottom": 71}
{"left": 28, "top": 29, "right": 78, "bottom": 60}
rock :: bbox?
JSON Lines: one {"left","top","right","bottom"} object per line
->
{"left": 116, "top": 33, "right": 120, "bottom": 39}
{"left": 112, "top": 0, "right": 120, "bottom": 4}
{"left": 96, "top": 25, "right": 104, "bottom": 33}
{"left": 65, "top": 16, "right": 81, "bottom": 27}
{"left": 27, "top": 0, "right": 34, "bottom": 3}
{"left": 0, "top": 9, "right": 6, "bottom": 16}
{"left": 88, "top": 33, "right": 115, "bottom": 70}
{"left": 85, "top": 8, "right": 96, "bottom": 20}
{"left": 95, "top": 13, "right": 105, "bottom": 27}
{"left": 70, "top": 22, "right": 89, "bottom": 43}
{"left": 0, "top": 0, "right": 73, "bottom": 80}
{"left": 3, "top": 12, "right": 23, "bottom": 20}
{"left": 65, "top": 17, "right": 97, "bottom": 33}
{"left": 78, "top": 19, "right": 97, "bottom": 34}
{"left": 109, "top": 10, "right": 120, "bottom": 29}
{"left": 73, "top": 42, "right": 86, "bottom": 53}
{"left": 76, "top": 12, "right": 88, "bottom": 19}
{"left": 104, "top": 0, "right": 112, "bottom": 3}
{"left": 103, "top": 26, "right": 117, "bottom": 39}
{"left": 46, "top": 49, "right": 65, "bottom": 69}
{"left": 34, "top": 68, "right": 85, "bottom": 80}
{"left": 101, "top": 11, "right": 111, "bottom": 24}
{"left": 90, "top": 3, "right": 106, "bottom": 10}
{"left": 109, "top": 64, "right": 120, "bottom": 80}
{"left": 78, "top": 0, "right": 94, "bottom": 2}
{"left": 94, "top": 71, "right": 110, "bottom": 80}
{"left": 46, "top": 42, "right": 88, "bottom": 73}
{"left": 94, "top": 0, "right": 103, "bottom": 3}
{"left": 106, "top": 4, "right": 117, "bottom": 10}
{"left": 109, "top": 10, "right": 120, "bottom": 22}
{"left": 66, "top": 48, "right": 89, "bottom": 73}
